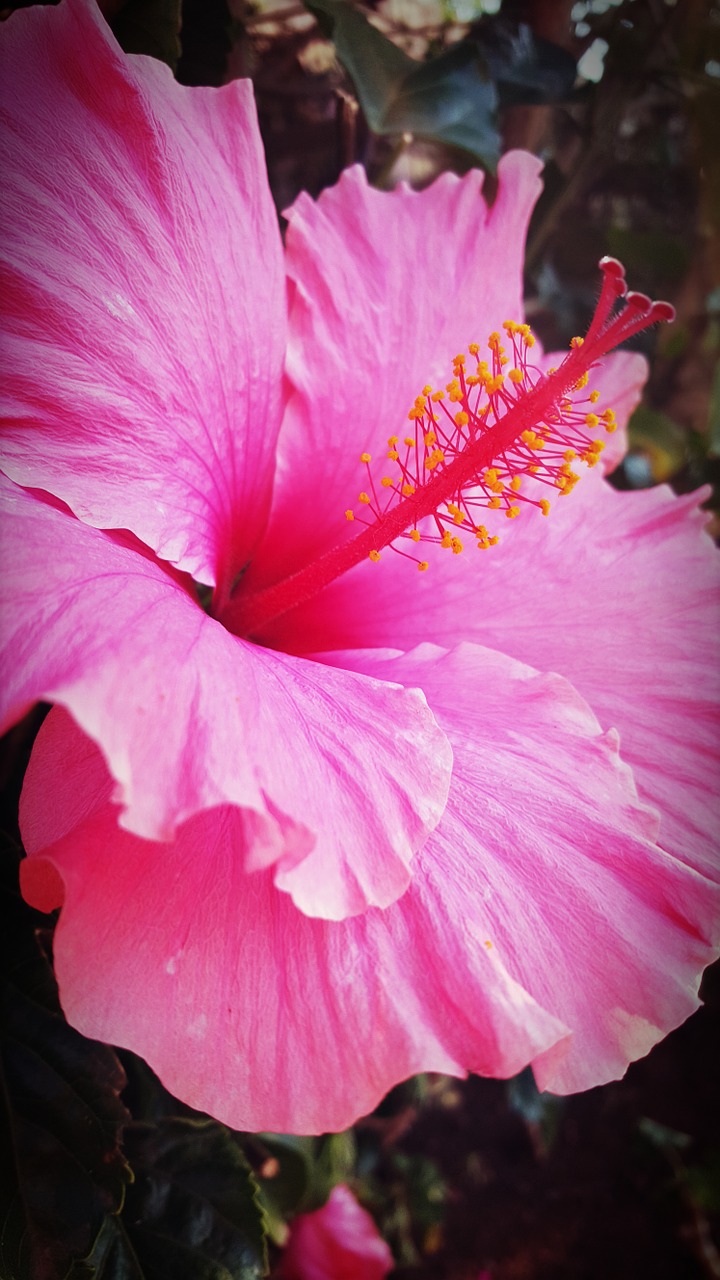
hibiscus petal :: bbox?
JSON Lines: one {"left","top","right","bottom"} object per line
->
{"left": 249, "top": 151, "right": 544, "bottom": 587}
{"left": 20, "top": 712, "right": 565, "bottom": 1133}
{"left": 337, "top": 644, "right": 720, "bottom": 1094}
{"left": 269, "top": 468, "right": 720, "bottom": 884}
{"left": 25, "top": 641, "right": 709, "bottom": 1129}
{"left": 0, "top": 0, "right": 285, "bottom": 587}
{"left": 3, "top": 481, "right": 451, "bottom": 919}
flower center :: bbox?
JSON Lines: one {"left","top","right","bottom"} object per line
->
{"left": 219, "top": 259, "right": 674, "bottom": 641}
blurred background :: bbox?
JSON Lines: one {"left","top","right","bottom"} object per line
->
{"left": 1, "top": 1, "right": 719, "bottom": 1277}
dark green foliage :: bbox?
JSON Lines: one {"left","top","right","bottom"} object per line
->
{"left": 71, "top": 1120, "right": 267, "bottom": 1280}
{"left": 472, "top": 17, "right": 577, "bottom": 108}
{"left": 0, "top": 844, "right": 131, "bottom": 1280}
{"left": 0, "top": 847, "right": 267, "bottom": 1280}
{"left": 306, "top": 0, "right": 500, "bottom": 168}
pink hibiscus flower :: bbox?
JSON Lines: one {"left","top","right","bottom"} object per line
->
{"left": 1, "top": 0, "right": 718, "bottom": 1134}
{"left": 278, "top": 1184, "right": 392, "bottom": 1280}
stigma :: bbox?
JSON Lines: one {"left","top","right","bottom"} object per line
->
{"left": 349, "top": 258, "right": 675, "bottom": 570}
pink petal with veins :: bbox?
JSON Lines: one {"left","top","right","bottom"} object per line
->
{"left": 0, "top": 0, "right": 285, "bottom": 588}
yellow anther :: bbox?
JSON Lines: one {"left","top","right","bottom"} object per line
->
{"left": 528, "top": 465, "right": 540, "bottom": 474}
{"left": 387, "top": 450, "right": 399, "bottom": 461}
{"left": 360, "top": 452, "right": 372, "bottom": 463}
{"left": 440, "top": 531, "right": 452, "bottom": 549}
{"left": 369, "top": 550, "right": 381, "bottom": 562}
{"left": 589, "top": 389, "right": 600, "bottom": 403}
{"left": 453, "top": 354, "right": 465, "bottom": 366}
{"left": 523, "top": 332, "right": 536, "bottom": 348}
{"left": 489, "top": 536, "right": 499, "bottom": 546}
{"left": 484, "top": 468, "right": 499, "bottom": 483}
{"left": 387, "top": 435, "right": 398, "bottom": 446}
{"left": 451, "top": 537, "right": 463, "bottom": 554}
{"left": 410, "top": 529, "right": 421, "bottom": 542}
{"left": 605, "top": 420, "right": 617, "bottom": 433}
{"left": 585, "top": 413, "right": 599, "bottom": 428}
{"left": 557, "top": 470, "right": 579, "bottom": 493}
{"left": 506, "top": 506, "right": 520, "bottom": 519}
{"left": 466, "top": 375, "right": 480, "bottom": 386}
{"left": 401, "top": 482, "right": 415, "bottom": 497}
{"left": 510, "top": 476, "right": 522, "bottom": 492}
{"left": 488, "top": 332, "right": 501, "bottom": 348}
{"left": 418, "top": 561, "right": 429, "bottom": 572}
{"left": 404, "top": 435, "right": 415, "bottom": 446}
{"left": 468, "top": 342, "right": 479, "bottom": 355}
{"left": 539, "top": 499, "right": 551, "bottom": 516}
{"left": 475, "top": 525, "right": 488, "bottom": 538}
{"left": 359, "top": 492, "right": 370, "bottom": 504}
{"left": 415, "top": 395, "right": 425, "bottom": 409}
{"left": 477, "top": 539, "right": 490, "bottom": 550}
{"left": 381, "top": 476, "right": 393, "bottom": 488}
{"left": 500, "top": 355, "right": 509, "bottom": 367}
{"left": 521, "top": 430, "right": 534, "bottom": 445}
{"left": 345, "top": 509, "right": 354, "bottom": 520}
{"left": 589, "top": 439, "right": 605, "bottom": 454}
{"left": 564, "top": 449, "right": 577, "bottom": 462}
{"left": 571, "top": 336, "right": 584, "bottom": 349}
{"left": 601, "top": 408, "right": 616, "bottom": 423}
{"left": 488, "top": 375, "right": 505, "bottom": 393}
{"left": 455, "top": 411, "right": 469, "bottom": 426}
{"left": 509, "top": 368, "right": 524, "bottom": 384}
{"left": 424, "top": 431, "right": 437, "bottom": 446}
{"left": 446, "top": 379, "right": 460, "bottom": 394}
{"left": 574, "top": 371, "right": 589, "bottom": 390}
{"left": 489, "top": 497, "right": 501, "bottom": 509}
{"left": 422, "top": 384, "right": 433, "bottom": 396}
{"left": 408, "top": 408, "right": 422, "bottom": 420}
{"left": 431, "top": 390, "right": 444, "bottom": 402}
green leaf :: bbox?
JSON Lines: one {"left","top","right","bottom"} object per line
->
{"left": 74, "top": 1119, "right": 267, "bottom": 1280}
{"left": 305, "top": 0, "right": 499, "bottom": 168}
{"left": 308, "top": 0, "right": 410, "bottom": 131}
{"left": 383, "top": 43, "right": 499, "bottom": 167}
{"left": 0, "top": 846, "right": 131, "bottom": 1280}
{"left": 474, "top": 18, "right": 577, "bottom": 107}
{"left": 250, "top": 1134, "right": 315, "bottom": 1219}
{"left": 310, "top": 1131, "right": 357, "bottom": 1205}
{"left": 108, "top": 0, "right": 182, "bottom": 71}
{"left": 507, "top": 1067, "right": 562, "bottom": 1154}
